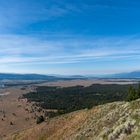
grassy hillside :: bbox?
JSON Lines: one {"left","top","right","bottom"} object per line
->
{"left": 6, "top": 99, "right": 140, "bottom": 140}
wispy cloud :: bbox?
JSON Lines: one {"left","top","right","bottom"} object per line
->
{"left": 1, "top": 0, "right": 139, "bottom": 33}
{"left": 0, "top": 34, "right": 140, "bottom": 65}
{"left": 0, "top": 1, "right": 79, "bottom": 31}
{"left": 0, "top": 0, "right": 140, "bottom": 74}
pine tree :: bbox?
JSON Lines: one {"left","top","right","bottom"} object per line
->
{"left": 126, "top": 85, "right": 137, "bottom": 101}
{"left": 137, "top": 83, "right": 140, "bottom": 97}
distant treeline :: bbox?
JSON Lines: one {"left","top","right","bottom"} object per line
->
{"left": 23, "top": 84, "right": 137, "bottom": 115}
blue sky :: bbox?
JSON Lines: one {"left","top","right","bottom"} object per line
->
{"left": 0, "top": 0, "right": 140, "bottom": 75}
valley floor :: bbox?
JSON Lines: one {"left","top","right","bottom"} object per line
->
{"left": 0, "top": 86, "right": 44, "bottom": 139}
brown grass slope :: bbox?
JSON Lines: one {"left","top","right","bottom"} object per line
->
{"left": 5, "top": 99, "right": 140, "bottom": 140}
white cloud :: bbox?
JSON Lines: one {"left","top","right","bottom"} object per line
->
{"left": 0, "top": 34, "right": 139, "bottom": 66}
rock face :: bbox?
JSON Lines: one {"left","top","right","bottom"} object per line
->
{"left": 6, "top": 99, "right": 140, "bottom": 140}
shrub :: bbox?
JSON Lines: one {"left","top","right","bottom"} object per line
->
{"left": 10, "top": 122, "right": 14, "bottom": 125}
{"left": 36, "top": 115, "right": 45, "bottom": 124}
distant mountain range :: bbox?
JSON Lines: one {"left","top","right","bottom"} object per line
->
{"left": 108, "top": 71, "right": 140, "bottom": 78}
{"left": 0, "top": 73, "right": 56, "bottom": 80}
{"left": 0, "top": 71, "right": 140, "bottom": 80}
{"left": 0, "top": 73, "right": 87, "bottom": 80}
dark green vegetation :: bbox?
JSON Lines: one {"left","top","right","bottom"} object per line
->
{"left": 23, "top": 84, "right": 138, "bottom": 116}
{"left": 36, "top": 115, "right": 45, "bottom": 124}
{"left": 126, "top": 84, "right": 140, "bottom": 101}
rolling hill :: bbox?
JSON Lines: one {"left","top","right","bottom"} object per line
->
{"left": 5, "top": 99, "right": 140, "bottom": 140}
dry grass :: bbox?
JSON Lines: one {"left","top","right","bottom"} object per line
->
{"left": 5, "top": 99, "right": 140, "bottom": 140}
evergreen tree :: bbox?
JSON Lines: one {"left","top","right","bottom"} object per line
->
{"left": 137, "top": 83, "right": 140, "bottom": 97}
{"left": 126, "top": 85, "right": 139, "bottom": 102}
